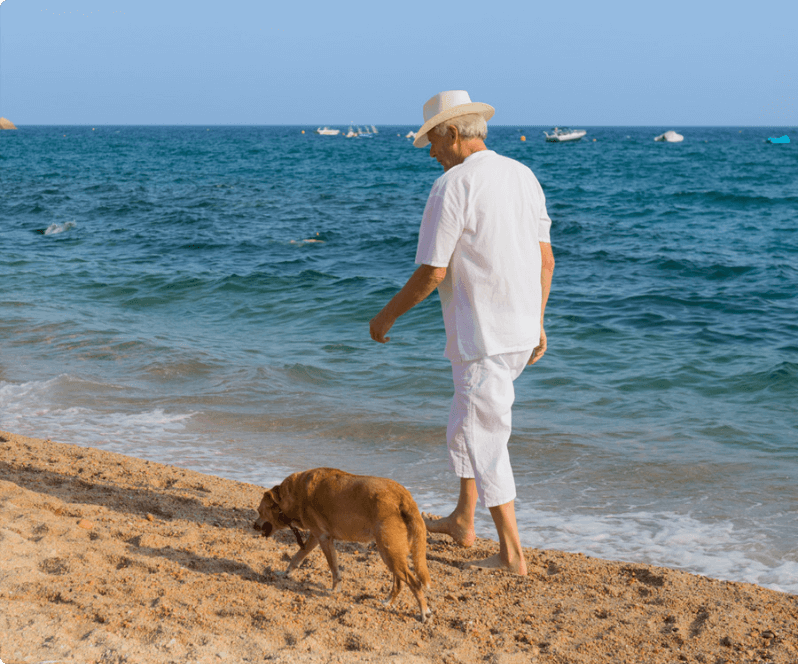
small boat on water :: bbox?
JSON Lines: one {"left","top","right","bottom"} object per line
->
{"left": 654, "top": 130, "right": 684, "bottom": 142}
{"left": 544, "top": 127, "right": 586, "bottom": 142}
{"left": 341, "top": 125, "right": 380, "bottom": 138}
{"left": 315, "top": 127, "right": 340, "bottom": 136}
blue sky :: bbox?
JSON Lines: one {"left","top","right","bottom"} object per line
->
{"left": 0, "top": 0, "right": 795, "bottom": 126}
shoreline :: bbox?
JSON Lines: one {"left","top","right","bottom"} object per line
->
{"left": 1, "top": 429, "right": 796, "bottom": 664}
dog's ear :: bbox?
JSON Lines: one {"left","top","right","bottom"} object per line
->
{"left": 275, "top": 477, "right": 298, "bottom": 513}
{"left": 260, "top": 487, "right": 278, "bottom": 508}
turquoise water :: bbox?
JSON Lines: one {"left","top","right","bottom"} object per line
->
{"left": 2, "top": 125, "right": 797, "bottom": 592}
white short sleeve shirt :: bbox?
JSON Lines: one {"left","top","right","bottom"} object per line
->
{"left": 415, "top": 150, "right": 552, "bottom": 362}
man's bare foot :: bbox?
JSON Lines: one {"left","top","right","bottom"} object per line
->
{"left": 422, "top": 512, "right": 476, "bottom": 548}
{"left": 466, "top": 553, "right": 528, "bottom": 576}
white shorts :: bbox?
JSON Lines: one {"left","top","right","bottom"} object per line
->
{"left": 447, "top": 350, "right": 531, "bottom": 508}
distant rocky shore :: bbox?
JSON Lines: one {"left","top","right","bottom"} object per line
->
{"left": 0, "top": 117, "right": 17, "bottom": 130}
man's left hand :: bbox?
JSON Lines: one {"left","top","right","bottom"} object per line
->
{"left": 368, "top": 265, "right": 446, "bottom": 345}
{"left": 370, "top": 311, "right": 395, "bottom": 343}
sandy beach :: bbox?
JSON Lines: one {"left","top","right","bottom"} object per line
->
{"left": 1, "top": 430, "right": 796, "bottom": 664}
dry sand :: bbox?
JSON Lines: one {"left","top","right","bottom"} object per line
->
{"left": 1, "top": 430, "right": 796, "bottom": 664}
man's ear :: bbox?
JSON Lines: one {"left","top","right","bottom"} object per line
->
{"left": 447, "top": 124, "right": 459, "bottom": 143}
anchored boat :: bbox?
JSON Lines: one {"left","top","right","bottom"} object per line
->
{"left": 544, "top": 127, "right": 587, "bottom": 142}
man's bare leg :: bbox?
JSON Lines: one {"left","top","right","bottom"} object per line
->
{"left": 422, "top": 478, "right": 477, "bottom": 547}
{"left": 467, "top": 500, "right": 528, "bottom": 575}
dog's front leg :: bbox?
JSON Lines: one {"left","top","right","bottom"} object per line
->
{"left": 286, "top": 533, "right": 319, "bottom": 575}
{"left": 317, "top": 535, "right": 341, "bottom": 591}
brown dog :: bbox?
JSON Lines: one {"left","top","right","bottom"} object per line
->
{"left": 253, "top": 467, "right": 432, "bottom": 622}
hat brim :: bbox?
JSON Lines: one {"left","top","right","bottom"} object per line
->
{"left": 413, "top": 102, "right": 495, "bottom": 148}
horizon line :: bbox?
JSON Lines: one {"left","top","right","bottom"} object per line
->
{"left": 2, "top": 123, "right": 796, "bottom": 129}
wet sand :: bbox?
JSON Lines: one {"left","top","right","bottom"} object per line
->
{"left": 1, "top": 430, "right": 796, "bottom": 663}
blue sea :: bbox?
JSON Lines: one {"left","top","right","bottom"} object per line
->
{"left": 2, "top": 125, "right": 797, "bottom": 593}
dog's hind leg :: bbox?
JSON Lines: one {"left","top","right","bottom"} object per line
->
{"left": 376, "top": 536, "right": 408, "bottom": 607}
{"left": 376, "top": 537, "right": 431, "bottom": 623}
{"left": 403, "top": 507, "right": 433, "bottom": 622}
{"left": 382, "top": 573, "right": 403, "bottom": 608}
{"left": 404, "top": 572, "right": 431, "bottom": 623}
{"left": 286, "top": 533, "right": 319, "bottom": 575}
{"left": 406, "top": 510, "right": 432, "bottom": 590}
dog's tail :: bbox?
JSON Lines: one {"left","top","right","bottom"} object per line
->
{"left": 402, "top": 499, "right": 431, "bottom": 589}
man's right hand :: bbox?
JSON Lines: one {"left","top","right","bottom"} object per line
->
{"left": 528, "top": 327, "right": 547, "bottom": 365}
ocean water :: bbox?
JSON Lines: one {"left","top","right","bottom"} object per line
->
{"left": 2, "top": 125, "right": 797, "bottom": 593}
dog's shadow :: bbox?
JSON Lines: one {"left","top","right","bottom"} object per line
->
{"left": 261, "top": 539, "right": 404, "bottom": 608}
{"left": 0, "top": 457, "right": 256, "bottom": 532}
{"left": 258, "top": 563, "right": 331, "bottom": 596}
{"left": 127, "top": 535, "right": 336, "bottom": 599}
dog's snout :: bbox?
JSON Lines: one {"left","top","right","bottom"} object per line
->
{"left": 253, "top": 517, "right": 274, "bottom": 537}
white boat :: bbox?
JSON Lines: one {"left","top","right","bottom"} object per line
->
{"left": 654, "top": 130, "right": 684, "bottom": 143}
{"left": 543, "top": 127, "right": 586, "bottom": 142}
{"left": 315, "top": 127, "right": 340, "bottom": 136}
{"left": 344, "top": 126, "right": 358, "bottom": 138}
{"left": 405, "top": 130, "right": 417, "bottom": 139}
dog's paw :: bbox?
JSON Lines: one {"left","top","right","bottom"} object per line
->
{"left": 420, "top": 609, "right": 432, "bottom": 624}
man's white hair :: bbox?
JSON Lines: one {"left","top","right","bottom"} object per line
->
{"left": 432, "top": 113, "right": 488, "bottom": 140}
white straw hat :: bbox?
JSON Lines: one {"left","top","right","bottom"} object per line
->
{"left": 413, "top": 90, "right": 495, "bottom": 148}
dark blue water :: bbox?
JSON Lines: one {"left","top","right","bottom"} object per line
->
{"left": 2, "top": 125, "right": 797, "bottom": 592}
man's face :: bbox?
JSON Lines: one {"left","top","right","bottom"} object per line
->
{"left": 427, "top": 126, "right": 459, "bottom": 172}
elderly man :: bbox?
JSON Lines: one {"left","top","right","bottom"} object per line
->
{"left": 369, "top": 90, "right": 554, "bottom": 575}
